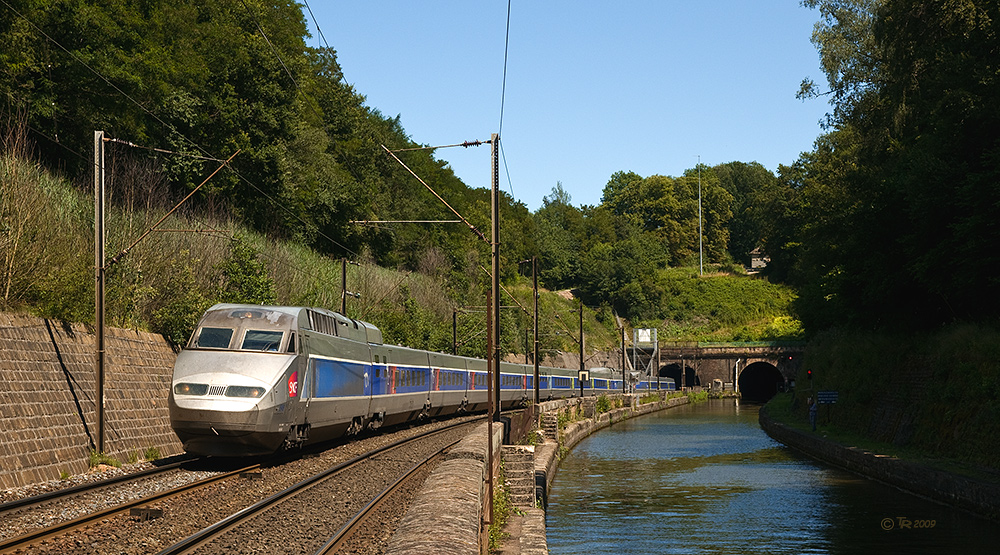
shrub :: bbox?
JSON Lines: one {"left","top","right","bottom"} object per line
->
{"left": 88, "top": 450, "right": 121, "bottom": 468}
{"left": 595, "top": 394, "right": 612, "bottom": 414}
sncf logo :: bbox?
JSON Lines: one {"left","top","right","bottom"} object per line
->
{"left": 288, "top": 371, "right": 298, "bottom": 397}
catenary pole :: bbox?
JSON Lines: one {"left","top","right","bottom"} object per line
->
{"left": 578, "top": 299, "right": 584, "bottom": 397}
{"left": 94, "top": 131, "right": 105, "bottom": 455}
{"left": 491, "top": 133, "right": 501, "bottom": 421}
{"left": 621, "top": 325, "right": 626, "bottom": 394}
{"left": 532, "top": 256, "right": 539, "bottom": 405}
{"left": 698, "top": 155, "right": 703, "bottom": 276}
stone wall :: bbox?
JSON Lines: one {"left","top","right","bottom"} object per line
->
{"left": 385, "top": 422, "right": 504, "bottom": 555}
{"left": 0, "top": 313, "right": 183, "bottom": 490}
{"left": 386, "top": 392, "right": 697, "bottom": 555}
{"left": 759, "top": 407, "right": 1000, "bottom": 521}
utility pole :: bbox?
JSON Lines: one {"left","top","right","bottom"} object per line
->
{"left": 340, "top": 258, "right": 360, "bottom": 314}
{"left": 341, "top": 258, "right": 347, "bottom": 314}
{"left": 578, "top": 299, "right": 584, "bottom": 397}
{"left": 452, "top": 310, "right": 458, "bottom": 355}
{"left": 698, "top": 155, "right": 703, "bottom": 276}
{"left": 532, "top": 256, "right": 539, "bottom": 406}
{"left": 485, "top": 288, "right": 494, "bottom": 528}
{"left": 621, "top": 325, "right": 626, "bottom": 394}
{"left": 490, "top": 133, "right": 501, "bottom": 421}
{"left": 656, "top": 338, "right": 661, "bottom": 390}
{"left": 94, "top": 131, "right": 106, "bottom": 455}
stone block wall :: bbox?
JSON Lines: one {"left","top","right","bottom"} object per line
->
{"left": 759, "top": 407, "right": 1000, "bottom": 521}
{"left": 0, "top": 313, "right": 183, "bottom": 490}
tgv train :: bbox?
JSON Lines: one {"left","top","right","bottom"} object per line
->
{"left": 168, "top": 304, "right": 673, "bottom": 456}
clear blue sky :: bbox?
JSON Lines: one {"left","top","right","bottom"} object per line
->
{"left": 302, "top": 1, "right": 830, "bottom": 212}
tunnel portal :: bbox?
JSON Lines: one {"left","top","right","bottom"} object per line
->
{"left": 738, "top": 361, "right": 784, "bottom": 403}
{"left": 659, "top": 363, "right": 699, "bottom": 388}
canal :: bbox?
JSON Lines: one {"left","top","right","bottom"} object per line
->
{"left": 546, "top": 399, "right": 996, "bottom": 554}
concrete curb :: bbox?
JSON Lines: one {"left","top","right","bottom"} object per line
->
{"left": 385, "top": 422, "right": 504, "bottom": 555}
{"left": 759, "top": 406, "right": 1000, "bottom": 521}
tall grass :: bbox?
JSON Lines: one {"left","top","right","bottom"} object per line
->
{"left": 0, "top": 127, "right": 624, "bottom": 356}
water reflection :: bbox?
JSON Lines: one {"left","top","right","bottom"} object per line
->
{"left": 546, "top": 399, "right": 995, "bottom": 554}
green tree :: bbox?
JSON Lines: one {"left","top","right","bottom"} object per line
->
{"left": 714, "top": 161, "right": 781, "bottom": 265}
{"left": 216, "top": 237, "right": 277, "bottom": 305}
{"left": 533, "top": 183, "right": 583, "bottom": 289}
{"left": 789, "top": 0, "right": 1000, "bottom": 328}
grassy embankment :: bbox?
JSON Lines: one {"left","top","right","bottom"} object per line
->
{"left": 1, "top": 145, "right": 802, "bottom": 357}
{"left": 0, "top": 146, "right": 623, "bottom": 356}
{"left": 766, "top": 325, "right": 1000, "bottom": 480}
{"left": 637, "top": 266, "right": 803, "bottom": 342}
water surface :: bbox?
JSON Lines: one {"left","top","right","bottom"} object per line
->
{"left": 546, "top": 399, "right": 995, "bottom": 554}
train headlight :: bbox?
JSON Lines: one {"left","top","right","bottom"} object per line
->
{"left": 225, "top": 385, "right": 266, "bottom": 398}
{"left": 174, "top": 383, "right": 209, "bottom": 396}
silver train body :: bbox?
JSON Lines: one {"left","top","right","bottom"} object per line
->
{"left": 168, "top": 303, "right": 675, "bottom": 456}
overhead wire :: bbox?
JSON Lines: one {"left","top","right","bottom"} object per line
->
{"left": 239, "top": 0, "right": 299, "bottom": 91}
{"left": 1, "top": 0, "right": 366, "bottom": 282}
{"left": 498, "top": 0, "right": 515, "bottom": 198}
{"left": 6, "top": 1, "right": 530, "bottom": 332}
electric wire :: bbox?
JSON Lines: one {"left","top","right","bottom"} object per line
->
{"left": 5, "top": 1, "right": 533, "bottom": 346}
{"left": 239, "top": 0, "right": 299, "bottom": 91}
{"left": 498, "top": 0, "right": 515, "bottom": 198}
{"left": 2, "top": 1, "right": 360, "bottom": 260}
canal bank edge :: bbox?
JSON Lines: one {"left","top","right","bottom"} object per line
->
{"left": 759, "top": 406, "right": 1000, "bottom": 521}
{"left": 385, "top": 391, "right": 700, "bottom": 555}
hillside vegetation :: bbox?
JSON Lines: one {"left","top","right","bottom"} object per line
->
{"left": 771, "top": 324, "right": 1000, "bottom": 472}
{"left": 0, "top": 0, "right": 804, "bottom": 339}
{"left": 1, "top": 127, "right": 798, "bottom": 357}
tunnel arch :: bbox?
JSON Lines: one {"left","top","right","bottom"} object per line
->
{"left": 659, "top": 363, "right": 699, "bottom": 388}
{"left": 738, "top": 361, "right": 783, "bottom": 403}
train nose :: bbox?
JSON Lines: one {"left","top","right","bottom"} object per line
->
{"left": 169, "top": 403, "right": 282, "bottom": 456}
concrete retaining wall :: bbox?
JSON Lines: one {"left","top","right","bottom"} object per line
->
{"left": 759, "top": 407, "right": 1000, "bottom": 521}
{"left": 0, "top": 313, "right": 183, "bottom": 489}
{"left": 386, "top": 422, "right": 504, "bottom": 555}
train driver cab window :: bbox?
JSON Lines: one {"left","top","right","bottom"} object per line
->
{"left": 241, "top": 330, "right": 284, "bottom": 351}
{"left": 194, "top": 327, "right": 233, "bottom": 349}
{"left": 286, "top": 333, "right": 296, "bottom": 353}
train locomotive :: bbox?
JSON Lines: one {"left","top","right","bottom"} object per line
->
{"left": 168, "top": 303, "right": 674, "bottom": 456}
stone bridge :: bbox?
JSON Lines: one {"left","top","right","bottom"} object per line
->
{"left": 629, "top": 341, "right": 806, "bottom": 402}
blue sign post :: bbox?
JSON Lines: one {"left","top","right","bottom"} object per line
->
{"left": 817, "top": 390, "right": 838, "bottom": 424}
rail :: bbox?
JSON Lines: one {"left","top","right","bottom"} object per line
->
{"left": 155, "top": 418, "right": 482, "bottom": 555}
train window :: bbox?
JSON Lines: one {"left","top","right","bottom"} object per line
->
{"left": 242, "top": 330, "right": 283, "bottom": 351}
{"left": 195, "top": 327, "right": 233, "bottom": 349}
{"left": 230, "top": 309, "right": 265, "bottom": 319}
{"left": 286, "top": 333, "right": 296, "bottom": 353}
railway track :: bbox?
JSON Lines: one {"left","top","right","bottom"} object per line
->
{"left": 156, "top": 418, "right": 477, "bottom": 555}
{"left": 315, "top": 447, "right": 448, "bottom": 555}
{"left": 0, "top": 415, "right": 482, "bottom": 554}
{"left": 0, "top": 460, "right": 258, "bottom": 554}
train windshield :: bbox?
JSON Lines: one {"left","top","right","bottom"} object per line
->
{"left": 195, "top": 327, "right": 234, "bottom": 349}
{"left": 241, "top": 330, "right": 284, "bottom": 351}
